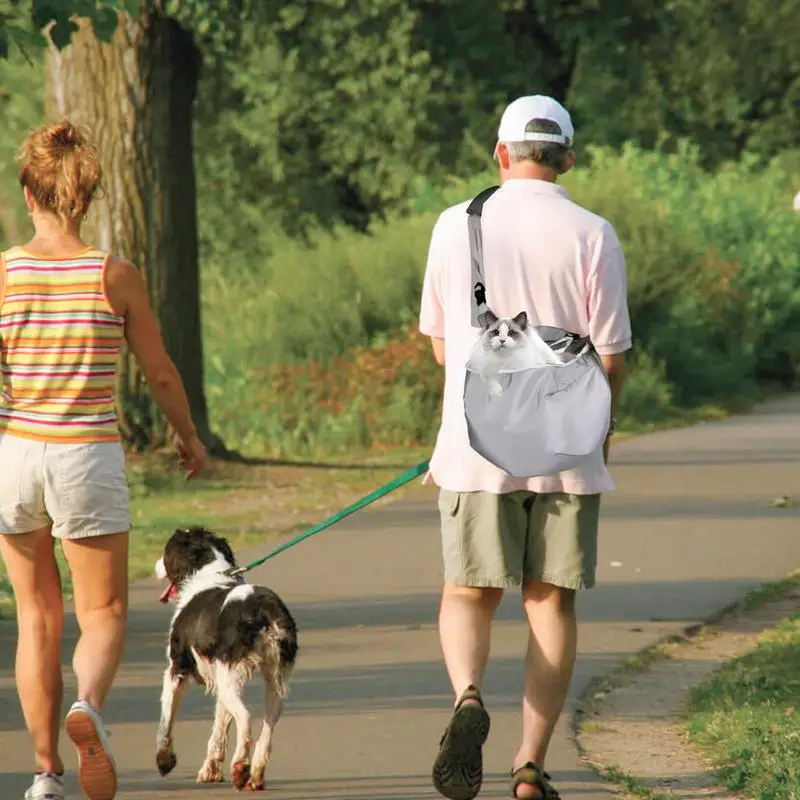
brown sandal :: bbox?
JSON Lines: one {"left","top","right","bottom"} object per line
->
{"left": 510, "top": 762, "right": 560, "bottom": 799}
{"left": 432, "top": 685, "right": 491, "bottom": 800}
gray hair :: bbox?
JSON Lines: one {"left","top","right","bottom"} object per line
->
{"left": 503, "top": 118, "right": 570, "bottom": 171}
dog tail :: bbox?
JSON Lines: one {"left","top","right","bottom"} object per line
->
{"left": 251, "top": 588, "right": 298, "bottom": 697}
{"left": 262, "top": 623, "right": 297, "bottom": 698}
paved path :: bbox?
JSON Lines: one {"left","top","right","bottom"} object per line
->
{"left": 2, "top": 396, "right": 800, "bottom": 799}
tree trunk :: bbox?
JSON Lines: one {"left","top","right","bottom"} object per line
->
{"left": 46, "top": 10, "right": 222, "bottom": 452}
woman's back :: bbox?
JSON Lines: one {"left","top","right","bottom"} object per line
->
{"left": 0, "top": 245, "right": 124, "bottom": 443}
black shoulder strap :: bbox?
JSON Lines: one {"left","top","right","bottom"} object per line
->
{"left": 467, "top": 185, "right": 500, "bottom": 217}
{"left": 466, "top": 186, "right": 500, "bottom": 327}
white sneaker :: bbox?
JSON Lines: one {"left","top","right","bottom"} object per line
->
{"left": 64, "top": 701, "right": 117, "bottom": 800}
{"left": 24, "top": 773, "right": 65, "bottom": 800}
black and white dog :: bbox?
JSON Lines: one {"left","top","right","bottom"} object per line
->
{"left": 154, "top": 527, "right": 298, "bottom": 791}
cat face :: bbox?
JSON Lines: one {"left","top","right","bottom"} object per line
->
{"left": 478, "top": 309, "right": 528, "bottom": 353}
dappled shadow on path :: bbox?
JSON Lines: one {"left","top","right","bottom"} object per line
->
{"left": 0, "top": 639, "right": 747, "bottom": 731}
{"left": 0, "top": 577, "right": 767, "bottom": 674}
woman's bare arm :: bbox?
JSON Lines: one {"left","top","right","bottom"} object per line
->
{"left": 105, "top": 256, "right": 206, "bottom": 476}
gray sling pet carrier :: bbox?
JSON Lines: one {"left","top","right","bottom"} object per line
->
{"left": 463, "top": 186, "right": 612, "bottom": 478}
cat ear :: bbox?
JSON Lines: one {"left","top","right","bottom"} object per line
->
{"left": 478, "top": 309, "right": 498, "bottom": 329}
{"left": 512, "top": 311, "right": 528, "bottom": 329}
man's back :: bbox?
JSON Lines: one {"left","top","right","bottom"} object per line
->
{"left": 420, "top": 178, "right": 631, "bottom": 495}
{"left": 423, "top": 179, "right": 628, "bottom": 363}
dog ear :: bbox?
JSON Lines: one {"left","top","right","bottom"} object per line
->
{"left": 209, "top": 532, "right": 238, "bottom": 568}
{"left": 478, "top": 309, "right": 498, "bottom": 330}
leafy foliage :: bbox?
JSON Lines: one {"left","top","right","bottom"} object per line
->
{"left": 190, "top": 0, "right": 690, "bottom": 259}
{"left": 192, "top": 0, "right": 569, "bottom": 244}
{"left": 571, "top": 0, "right": 800, "bottom": 166}
{"left": 0, "top": 0, "right": 138, "bottom": 56}
{"left": 0, "top": 47, "right": 42, "bottom": 245}
{"left": 200, "top": 146, "right": 800, "bottom": 457}
{"left": 2, "top": 0, "right": 797, "bottom": 233}
{"left": 0, "top": 0, "right": 249, "bottom": 60}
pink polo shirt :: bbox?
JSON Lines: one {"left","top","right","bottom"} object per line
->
{"left": 419, "top": 178, "right": 632, "bottom": 495}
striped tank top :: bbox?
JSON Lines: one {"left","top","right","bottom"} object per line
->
{"left": 0, "top": 246, "right": 124, "bottom": 443}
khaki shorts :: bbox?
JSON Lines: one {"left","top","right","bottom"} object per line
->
{"left": 438, "top": 489, "right": 600, "bottom": 590}
{"left": 0, "top": 434, "right": 131, "bottom": 539}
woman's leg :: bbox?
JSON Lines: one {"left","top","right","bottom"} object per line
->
{"left": 0, "top": 527, "right": 65, "bottom": 774}
{"left": 61, "top": 532, "right": 129, "bottom": 710}
{"left": 55, "top": 533, "right": 128, "bottom": 800}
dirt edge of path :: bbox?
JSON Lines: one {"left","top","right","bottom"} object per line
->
{"left": 570, "top": 573, "right": 800, "bottom": 799}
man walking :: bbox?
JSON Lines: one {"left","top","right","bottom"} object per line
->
{"left": 419, "top": 95, "right": 631, "bottom": 800}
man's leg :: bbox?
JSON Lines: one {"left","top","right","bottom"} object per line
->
{"left": 512, "top": 493, "right": 600, "bottom": 799}
{"left": 513, "top": 582, "right": 577, "bottom": 798}
{"left": 433, "top": 490, "right": 528, "bottom": 800}
{"left": 439, "top": 582, "right": 503, "bottom": 701}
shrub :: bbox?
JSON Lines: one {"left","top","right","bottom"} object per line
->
{"left": 203, "top": 144, "right": 800, "bottom": 458}
{"left": 207, "top": 326, "right": 441, "bottom": 458}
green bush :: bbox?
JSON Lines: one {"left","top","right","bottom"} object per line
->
{"left": 202, "top": 143, "right": 800, "bottom": 458}
{"left": 0, "top": 52, "right": 43, "bottom": 250}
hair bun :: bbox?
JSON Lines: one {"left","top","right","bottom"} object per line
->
{"left": 49, "top": 120, "right": 82, "bottom": 149}
{"left": 18, "top": 119, "right": 101, "bottom": 221}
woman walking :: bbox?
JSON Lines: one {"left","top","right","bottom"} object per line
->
{"left": 0, "top": 120, "right": 207, "bottom": 800}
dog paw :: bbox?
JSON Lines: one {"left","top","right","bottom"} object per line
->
{"left": 231, "top": 760, "right": 251, "bottom": 791}
{"left": 156, "top": 749, "right": 177, "bottom": 777}
{"left": 197, "top": 759, "right": 225, "bottom": 783}
{"left": 243, "top": 779, "right": 265, "bottom": 791}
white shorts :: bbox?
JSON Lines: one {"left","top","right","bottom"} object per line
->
{"left": 0, "top": 433, "right": 131, "bottom": 540}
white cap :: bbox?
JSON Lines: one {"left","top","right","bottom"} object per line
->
{"left": 497, "top": 95, "right": 574, "bottom": 146}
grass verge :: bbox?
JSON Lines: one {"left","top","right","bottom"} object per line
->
{"left": 597, "top": 766, "right": 674, "bottom": 800}
{"left": 686, "top": 611, "right": 800, "bottom": 799}
{"left": 0, "top": 448, "right": 430, "bottom": 620}
{"left": 572, "top": 570, "right": 800, "bottom": 799}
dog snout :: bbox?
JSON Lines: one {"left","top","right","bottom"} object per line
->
{"left": 155, "top": 557, "right": 167, "bottom": 580}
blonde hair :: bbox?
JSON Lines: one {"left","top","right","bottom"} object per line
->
{"left": 17, "top": 119, "right": 101, "bottom": 222}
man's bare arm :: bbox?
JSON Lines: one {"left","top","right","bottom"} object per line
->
{"left": 601, "top": 352, "right": 626, "bottom": 462}
{"left": 601, "top": 353, "right": 626, "bottom": 416}
{"left": 431, "top": 337, "right": 445, "bottom": 366}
